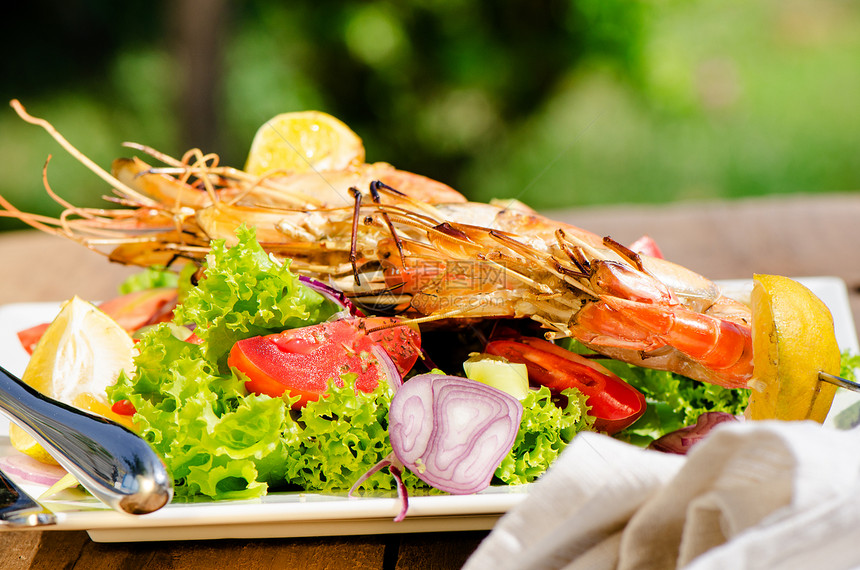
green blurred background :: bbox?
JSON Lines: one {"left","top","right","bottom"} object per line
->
{"left": 1, "top": 0, "right": 858, "bottom": 232}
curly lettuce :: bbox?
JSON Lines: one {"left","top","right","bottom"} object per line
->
{"left": 556, "top": 337, "right": 749, "bottom": 446}
{"left": 602, "top": 361, "right": 749, "bottom": 446}
{"left": 494, "top": 386, "right": 593, "bottom": 485}
{"left": 285, "top": 377, "right": 426, "bottom": 493}
{"left": 173, "top": 225, "right": 338, "bottom": 370}
{"left": 827, "top": 352, "right": 860, "bottom": 429}
{"left": 110, "top": 325, "right": 298, "bottom": 500}
{"left": 109, "top": 227, "right": 339, "bottom": 500}
{"left": 118, "top": 265, "right": 179, "bottom": 294}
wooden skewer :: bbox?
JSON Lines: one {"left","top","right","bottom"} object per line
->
{"left": 819, "top": 371, "right": 860, "bottom": 393}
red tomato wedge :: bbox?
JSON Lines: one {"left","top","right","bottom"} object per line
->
{"left": 228, "top": 317, "right": 421, "bottom": 407}
{"left": 111, "top": 399, "right": 137, "bottom": 416}
{"left": 485, "top": 336, "right": 646, "bottom": 434}
{"left": 17, "top": 323, "right": 50, "bottom": 355}
{"left": 17, "top": 288, "right": 178, "bottom": 354}
{"left": 628, "top": 235, "right": 664, "bottom": 259}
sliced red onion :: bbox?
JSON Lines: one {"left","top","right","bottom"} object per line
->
{"left": 0, "top": 454, "right": 68, "bottom": 487}
{"left": 649, "top": 412, "right": 740, "bottom": 455}
{"left": 348, "top": 452, "right": 410, "bottom": 522}
{"left": 416, "top": 345, "right": 439, "bottom": 372}
{"left": 388, "top": 373, "right": 522, "bottom": 495}
{"left": 298, "top": 275, "right": 364, "bottom": 317}
{"left": 370, "top": 344, "right": 402, "bottom": 393}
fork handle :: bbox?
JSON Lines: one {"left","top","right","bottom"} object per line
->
{"left": 0, "top": 365, "right": 172, "bottom": 515}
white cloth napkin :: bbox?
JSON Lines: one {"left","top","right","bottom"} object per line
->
{"left": 464, "top": 420, "right": 860, "bottom": 570}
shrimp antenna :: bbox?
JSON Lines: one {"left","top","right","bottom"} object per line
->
{"left": 348, "top": 187, "right": 363, "bottom": 285}
{"left": 369, "top": 180, "right": 407, "bottom": 269}
{"left": 9, "top": 100, "right": 160, "bottom": 208}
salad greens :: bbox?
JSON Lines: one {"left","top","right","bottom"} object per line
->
{"left": 285, "top": 377, "right": 422, "bottom": 493}
{"left": 111, "top": 324, "right": 292, "bottom": 499}
{"left": 109, "top": 227, "right": 588, "bottom": 500}
{"left": 610, "top": 364, "right": 749, "bottom": 446}
{"left": 496, "top": 387, "right": 593, "bottom": 485}
{"left": 558, "top": 338, "right": 750, "bottom": 447}
{"left": 118, "top": 265, "right": 179, "bottom": 295}
{"left": 172, "top": 227, "right": 339, "bottom": 370}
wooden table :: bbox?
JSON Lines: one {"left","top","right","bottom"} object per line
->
{"left": 1, "top": 193, "right": 858, "bottom": 569}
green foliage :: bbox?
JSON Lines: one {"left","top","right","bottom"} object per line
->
{"left": 560, "top": 337, "right": 749, "bottom": 446}
{"left": 288, "top": 376, "right": 425, "bottom": 493}
{"left": 3, "top": 0, "right": 859, "bottom": 232}
{"left": 119, "top": 266, "right": 179, "bottom": 295}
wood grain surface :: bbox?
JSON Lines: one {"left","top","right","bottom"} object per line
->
{"left": 0, "top": 192, "right": 857, "bottom": 569}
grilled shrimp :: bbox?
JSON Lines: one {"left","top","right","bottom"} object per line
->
{"left": 1, "top": 100, "right": 753, "bottom": 389}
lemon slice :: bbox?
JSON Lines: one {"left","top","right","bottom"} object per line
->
{"left": 746, "top": 275, "right": 842, "bottom": 422}
{"left": 244, "top": 111, "right": 365, "bottom": 177}
{"left": 11, "top": 296, "right": 136, "bottom": 465}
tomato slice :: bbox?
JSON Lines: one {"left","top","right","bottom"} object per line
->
{"left": 361, "top": 317, "right": 422, "bottom": 375}
{"left": 485, "top": 336, "right": 646, "bottom": 434}
{"left": 111, "top": 399, "right": 137, "bottom": 416}
{"left": 228, "top": 318, "right": 421, "bottom": 407}
{"left": 17, "top": 323, "right": 50, "bottom": 355}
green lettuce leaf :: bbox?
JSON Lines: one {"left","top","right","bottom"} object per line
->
{"left": 557, "top": 338, "right": 749, "bottom": 446}
{"left": 841, "top": 351, "right": 860, "bottom": 383}
{"left": 118, "top": 265, "right": 179, "bottom": 295}
{"left": 108, "top": 226, "right": 342, "bottom": 500}
{"left": 287, "top": 376, "right": 425, "bottom": 493}
{"left": 108, "top": 324, "right": 294, "bottom": 500}
{"left": 172, "top": 225, "right": 339, "bottom": 370}
{"left": 494, "top": 386, "right": 594, "bottom": 485}
{"left": 603, "top": 361, "right": 749, "bottom": 446}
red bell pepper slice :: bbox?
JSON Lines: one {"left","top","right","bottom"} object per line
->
{"left": 228, "top": 317, "right": 421, "bottom": 408}
{"left": 485, "top": 336, "right": 646, "bottom": 434}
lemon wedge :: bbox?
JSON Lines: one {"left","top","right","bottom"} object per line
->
{"left": 244, "top": 111, "right": 365, "bottom": 177}
{"left": 11, "top": 296, "right": 136, "bottom": 465}
{"left": 8, "top": 423, "right": 59, "bottom": 465}
{"left": 746, "top": 275, "right": 842, "bottom": 422}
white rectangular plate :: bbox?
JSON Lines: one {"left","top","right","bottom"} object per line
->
{"left": 0, "top": 277, "right": 857, "bottom": 542}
